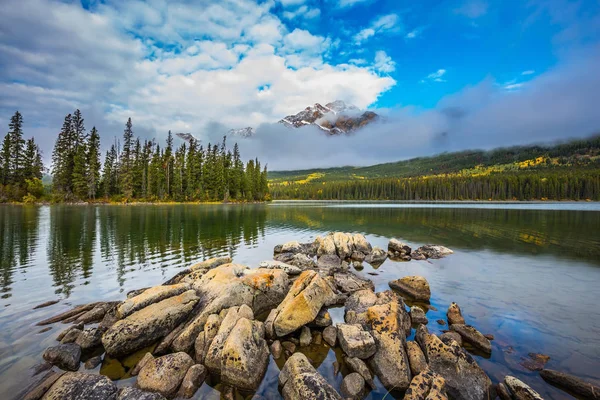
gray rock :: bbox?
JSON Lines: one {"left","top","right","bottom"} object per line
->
{"left": 317, "top": 254, "right": 342, "bottom": 269}
{"left": 137, "top": 352, "right": 194, "bottom": 398}
{"left": 389, "top": 276, "right": 431, "bottom": 302}
{"left": 388, "top": 239, "right": 411, "bottom": 258}
{"left": 447, "top": 302, "right": 466, "bottom": 325}
{"left": 410, "top": 306, "right": 428, "bottom": 325}
{"left": 23, "top": 370, "right": 65, "bottom": 400}
{"left": 56, "top": 324, "right": 84, "bottom": 342}
{"left": 259, "top": 260, "right": 302, "bottom": 275}
{"left": 496, "top": 383, "right": 512, "bottom": 400}
{"left": 504, "top": 376, "right": 543, "bottom": 400}
{"left": 281, "top": 341, "right": 296, "bottom": 354}
{"left": 76, "top": 302, "right": 117, "bottom": 324}
{"left": 177, "top": 364, "right": 207, "bottom": 399}
{"left": 540, "top": 369, "right": 600, "bottom": 400}
{"left": 84, "top": 356, "right": 102, "bottom": 370}
{"left": 75, "top": 328, "right": 103, "bottom": 350}
{"left": 345, "top": 356, "right": 376, "bottom": 389}
{"left": 323, "top": 325, "right": 337, "bottom": 347}
{"left": 279, "top": 352, "right": 342, "bottom": 400}
{"left": 41, "top": 372, "right": 117, "bottom": 400}
{"left": 118, "top": 387, "right": 166, "bottom": 400}
{"left": 416, "top": 325, "right": 492, "bottom": 400}
{"left": 116, "top": 283, "right": 191, "bottom": 318}
{"left": 413, "top": 245, "right": 453, "bottom": 259}
{"left": 299, "top": 326, "right": 312, "bottom": 347}
{"left": 102, "top": 290, "right": 198, "bottom": 357}
{"left": 364, "top": 247, "right": 387, "bottom": 266}
{"left": 440, "top": 331, "right": 463, "bottom": 346}
{"left": 341, "top": 373, "right": 366, "bottom": 399}
{"left": 290, "top": 253, "right": 316, "bottom": 269}
{"left": 60, "top": 328, "right": 82, "bottom": 344}
{"left": 270, "top": 340, "right": 282, "bottom": 359}
{"left": 337, "top": 324, "right": 376, "bottom": 359}
{"left": 450, "top": 324, "right": 492, "bottom": 353}
{"left": 332, "top": 272, "right": 374, "bottom": 294}
{"left": 43, "top": 343, "right": 81, "bottom": 371}
{"left": 309, "top": 308, "right": 333, "bottom": 328}
{"left": 406, "top": 341, "right": 428, "bottom": 376}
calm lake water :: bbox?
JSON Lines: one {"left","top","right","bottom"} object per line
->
{"left": 1, "top": 202, "right": 600, "bottom": 399}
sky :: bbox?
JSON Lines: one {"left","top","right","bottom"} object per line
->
{"left": 1, "top": 0, "right": 600, "bottom": 170}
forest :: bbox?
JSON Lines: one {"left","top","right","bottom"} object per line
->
{"left": 0, "top": 111, "right": 269, "bottom": 203}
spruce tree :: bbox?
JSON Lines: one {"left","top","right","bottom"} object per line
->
{"left": 87, "top": 127, "right": 101, "bottom": 199}
{"left": 52, "top": 114, "right": 73, "bottom": 196}
{"left": 120, "top": 118, "right": 134, "bottom": 198}
{"left": 1, "top": 134, "right": 10, "bottom": 186}
{"left": 164, "top": 131, "right": 174, "bottom": 198}
{"left": 8, "top": 111, "right": 25, "bottom": 184}
{"left": 72, "top": 139, "right": 88, "bottom": 199}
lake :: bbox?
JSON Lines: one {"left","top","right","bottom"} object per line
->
{"left": 1, "top": 202, "right": 599, "bottom": 399}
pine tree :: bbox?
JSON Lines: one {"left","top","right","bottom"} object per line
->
{"left": 120, "top": 118, "right": 134, "bottom": 198}
{"left": 87, "top": 127, "right": 101, "bottom": 199}
{"left": 164, "top": 131, "right": 174, "bottom": 198}
{"left": 1, "top": 134, "right": 10, "bottom": 186}
{"left": 8, "top": 111, "right": 25, "bottom": 184}
{"left": 72, "top": 139, "right": 88, "bottom": 199}
{"left": 52, "top": 114, "right": 74, "bottom": 196}
{"left": 101, "top": 144, "right": 118, "bottom": 197}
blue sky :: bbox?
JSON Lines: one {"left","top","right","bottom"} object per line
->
{"left": 1, "top": 0, "right": 600, "bottom": 168}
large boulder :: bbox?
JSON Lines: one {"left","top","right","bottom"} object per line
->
{"left": 388, "top": 239, "right": 411, "bottom": 260}
{"left": 406, "top": 341, "right": 428, "bottom": 376}
{"left": 345, "top": 289, "right": 411, "bottom": 337}
{"left": 220, "top": 318, "right": 270, "bottom": 390}
{"left": 43, "top": 343, "right": 81, "bottom": 371}
{"left": 540, "top": 369, "right": 600, "bottom": 399}
{"left": 337, "top": 324, "right": 376, "bottom": 359}
{"left": 413, "top": 245, "right": 453, "bottom": 259}
{"left": 410, "top": 306, "right": 428, "bottom": 325}
{"left": 404, "top": 370, "right": 447, "bottom": 400}
{"left": 116, "top": 283, "right": 191, "bottom": 318}
{"left": 102, "top": 290, "right": 198, "bottom": 357}
{"left": 450, "top": 324, "right": 492, "bottom": 353}
{"left": 41, "top": 372, "right": 117, "bottom": 400}
{"left": 278, "top": 352, "right": 342, "bottom": 400}
{"left": 332, "top": 272, "right": 374, "bottom": 294}
{"left": 389, "top": 276, "right": 431, "bottom": 302}
{"left": 416, "top": 325, "right": 492, "bottom": 400}
{"left": 137, "top": 352, "right": 194, "bottom": 398}
{"left": 341, "top": 373, "right": 366, "bottom": 399}
{"left": 118, "top": 387, "right": 166, "bottom": 400}
{"left": 271, "top": 270, "right": 336, "bottom": 337}
{"left": 351, "top": 233, "right": 372, "bottom": 255}
{"left": 172, "top": 264, "right": 289, "bottom": 352}
{"left": 447, "top": 302, "right": 465, "bottom": 325}
{"left": 316, "top": 234, "right": 337, "bottom": 257}
{"left": 504, "top": 376, "right": 543, "bottom": 400}
{"left": 75, "top": 328, "right": 103, "bottom": 350}
{"left": 364, "top": 246, "right": 387, "bottom": 266}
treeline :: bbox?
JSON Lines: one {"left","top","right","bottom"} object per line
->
{"left": 0, "top": 111, "right": 45, "bottom": 202}
{"left": 270, "top": 170, "right": 600, "bottom": 201}
{"left": 47, "top": 109, "right": 269, "bottom": 202}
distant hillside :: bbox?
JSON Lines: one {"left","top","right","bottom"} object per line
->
{"left": 269, "top": 135, "right": 600, "bottom": 201}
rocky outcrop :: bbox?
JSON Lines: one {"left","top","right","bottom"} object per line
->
{"left": 450, "top": 324, "right": 492, "bottom": 353}
{"left": 504, "top": 376, "right": 543, "bottom": 400}
{"left": 116, "top": 283, "right": 191, "bottom": 318}
{"left": 416, "top": 325, "right": 492, "bottom": 400}
{"left": 332, "top": 272, "right": 374, "bottom": 294}
{"left": 102, "top": 290, "right": 198, "bottom": 357}
{"left": 259, "top": 260, "right": 302, "bottom": 275}
{"left": 364, "top": 246, "right": 387, "bottom": 266}
{"left": 412, "top": 245, "right": 454, "bottom": 260}
{"left": 388, "top": 239, "right": 411, "bottom": 260}
{"left": 172, "top": 264, "right": 289, "bottom": 352}
{"left": 43, "top": 343, "right": 81, "bottom": 371}
{"left": 270, "top": 270, "right": 336, "bottom": 337}
{"left": 205, "top": 305, "right": 254, "bottom": 372}
{"left": 447, "top": 302, "right": 466, "bottom": 325}
{"left": 345, "top": 289, "right": 411, "bottom": 337}
{"left": 137, "top": 352, "right": 194, "bottom": 398}
{"left": 41, "top": 372, "right": 117, "bottom": 400}
{"left": 278, "top": 352, "right": 342, "bottom": 400}
{"left": 540, "top": 369, "right": 600, "bottom": 400}
{"left": 389, "top": 276, "right": 431, "bottom": 301}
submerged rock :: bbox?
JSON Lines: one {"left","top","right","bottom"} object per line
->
{"left": 416, "top": 325, "right": 492, "bottom": 400}
{"left": 116, "top": 283, "right": 191, "bottom": 318}
{"left": 450, "top": 324, "right": 492, "bottom": 353}
{"left": 41, "top": 372, "right": 117, "bottom": 400}
{"left": 278, "top": 352, "right": 342, "bottom": 400}
{"left": 23, "top": 370, "right": 65, "bottom": 400}
{"left": 102, "top": 290, "right": 198, "bottom": 357}
{"left": 519, "top": 353, "right": 550, "bottom": 371}
{"left": 341, "top": 372, "right": 366, "bottom": 399}
{"left": 137, "top": 352, "right": 194, "bottom": 398}
{"left": 43, "top": 343, "right": 81, "bottom": 371}
{"left": 271, "top": 270, "right": 336, "bottom": 337}
{"left": 504, "top": 376, "right": 543, "bottom": 400}
{"left": 299, "top": 326, "right": 312, "bottom": 347}
{"left": 540, "top": 369, "right": 600, "bottom": 400}
{"left": 413, "top": 245, "right": 454, "bottom": 259}
{"left": 389, "top": 276, "right": 431, "bottom": 302}
{"left": 118, "top": 387, "right": 166, "bottom": 400}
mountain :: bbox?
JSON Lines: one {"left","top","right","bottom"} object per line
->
{"left": 228, "top": 127, "right": 255, "bottom": 138}
{"left": 278, "top": 100, "right": 378, "bottom": 134}
{"left": 175, "top": 132, "right": 197, "bottom": 142}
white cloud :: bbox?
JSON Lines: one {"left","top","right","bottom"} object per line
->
{"left": 338, "top": 0, "right": 371, "bottom": 7}
{"left": 522, "top": 70, "right": 535, "bottom": 75}
{"left": 354, "top": 14, "right": 401, "bottom": 44}
{"left": 245, "top": 16, "right": 286, "bottom": 44}
{"left": 405, "top": 26, "right": 427, "bottom": 39}
{"left": 454, "top": 1, "right": 489, "bottom": 19}
{"left": 349, "top": 58, "right": 367, "bottom": 65}
{"left": 278, "top": 0, "right": 307, "bottom": 6}
{"left": 374, "top": 51, "right": 395, "bottom": 73}
{"left": 282, "top": 5, "right": 321, "bottom": 20}
{"left": 423, "top": 69, "right": 447, "bottom": 82}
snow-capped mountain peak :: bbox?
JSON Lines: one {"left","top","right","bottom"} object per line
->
{"left": 227, "top": 127, "right": 255, "bottom": 137}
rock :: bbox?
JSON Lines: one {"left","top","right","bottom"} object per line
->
{"left": 290, "top": 253, "right": 316, "bottom": 269}
{"left": 76, "top": 302, "right": 117, "bottom": 324}
{"left": 345, "top": 357, "right": 376, "bottom": 389}
{"left": 450, "top": 324, "right": 492, "bottom": 353}
{"left": 414, "top": 245, "right": 454, "bottom": 259}
{"left": 313, "top": 331, "right": 322, "bottom": 344}
{"left": 131, "top": 352, "right": 154, "bottom": 376}
{"left": 344, "top": 289, "right": 411, "bottom": 338}
{"left": 172, "top": 264, "right": 288, "bottom": 352}
{"left": 60, "top": 328, "right": 82, "bottom": 344}
{"left": 416, "top": 325, "right": 492, "bottom": 400}
{"left": 316, "top": 234, "right": 337, "bottom": 257}
{"left": 540, "top": 369, "right": 600, "bottom": 399}
{"left": 410, "top": 306, "right": 428, "bottom": 325}
{"left": 43, "top": 343, "right": 81, "bottom": 371}
{"left": 341, "top": 373, "right": 366, "bottom": 399}
{"left": 406, "top": 341, "right": 428, "bottom": 376}
{"left": 271, "top": 340, "right": 283, "bottom": 359}
{"left": 504, "top": 376, "right": 543, "bottom": 400}
{"left": 56, "top": 324, "right": 83, "bottom": 342}
{"left": 337, "top": 324, "right": 376, "bottom": 359}
{"left": 41, "top": 372, "right": 117, "bottom": 400}
{"left": 84, "top": 356, "right": 102, "bottom": 370}
{"left": 405, "top": 370, "right": 448, "bottom": 400}
{"left": 437, "top": 319, "right": 446, "bottom": 326}
{"left": 137, "top": 352, "right": 194, "bottom": 398}
{"left": 75, "top": 328, "right": 103, "bottom": 350}
{"left": 333, "top": 232, "right": 353, "bottom": 259}
{"left": 333, "top": 361, "right": 340, "bottom": 375}
{"left": 118, "top": 387, "right": 167, "bottom": 400}
{"left": 281, "top": 341, "right": 296, "bottom": 354}
{"left": 259, "top": 260, "right": 302, "bottom": 275}
{"left": 484, "top": 334, "right": 494, "bottom": 340}
{"left": 388, "top": 239, "right": 411, "bottom": 258}
{"left": 278, "top": 352, "right": 342, "bottom": 400}
{"left": 323, "top": 326, "right": 337, "bottom": 347}
{"left": 23, "top": 370, "right": 66, "bottom": 400}
{"left": 447, "top": 302, "right": 465, "bottom": 325}
{"left": 177, "top": 364, "right": 207, "bottom": 399}
{"left": 102, "top": 290, "right": 198, "bottom": 357}
{"left": 496, "top": 383, "right": 512, "bottom": 400}
{"left": 299, "top": 326, "right": 312, "bottom": 347}
{"left": 351, "top": 233, "right": 372, "bottom": 255}
{"left": 389, "top": 276, "right": 431, "bottom": 302}
{"left": 351, "top": 252, "right": 366, "bottom": 262}
{"left": 116, "top": 283, "right": 191, "bottom": 318}
{"left": 440, "top": 331, "right": 463, "bottom": 346}
{"left": 189, "top": 256, "right": 232, "bottom": 271}
{"left": 33, "top": 300, "right": 61, "bottom": 310}
{"left": 309, "top": 308, "right": 332, "bottom": 328}
{"left": 317, "top": 254, "right": 342, "bottom": 269}
{"left": 332, "top": 272, "right": 374, "bottom": 294}
{"left": 37, "top": 303, "right": 100, "bottom": 326}
{"left": 220, "top": 318, "right": 270, "bottom": 390}
{"left": 271, "top": 270, "right": 336, "bottom": 337}
{"left": 364, "top": 247, "right": 387, "bottom": 266}
{"left": 519, "top": 353, "right": 550, "bottom": 371}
